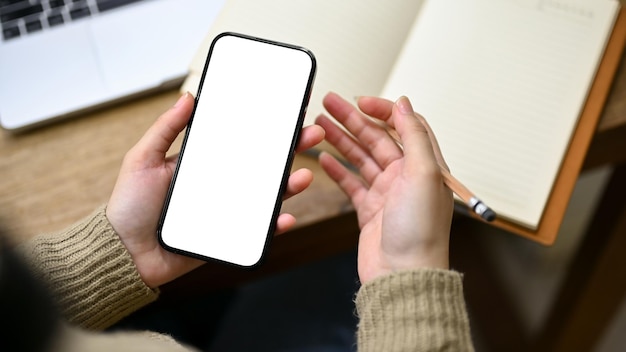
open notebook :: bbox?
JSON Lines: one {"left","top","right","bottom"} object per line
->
{"left": 181, "top": 0, "right": 621, "bottom": 237}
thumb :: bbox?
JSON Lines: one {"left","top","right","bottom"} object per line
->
{"left": 393, "top": 96, "right": 440, "bottom": 174}
{"left": 135, "top": 92, "right": 195, "bottom": 160}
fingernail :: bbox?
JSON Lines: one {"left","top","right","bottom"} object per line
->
{"left": 174, "top": 92, "right": 192, "bottom": 108}
{"left": 396, "top": 96, "right": 414, "bottom": 115}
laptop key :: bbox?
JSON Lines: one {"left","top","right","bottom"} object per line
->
{"left": 2, "top": 25, "right": 19, "bottom": 39}
{"left": 49, "top": 0, "right": 65, "bottom": 8}
{"left": 96, "top": 0, "right": 144, "bottom": 13}
{"left": 69, "top": 6, "right": 90, "bottom": 20}
{"left": 47, "top": 13, "right": 64, "bottom": 26}
{"left": 25, "top": 19, "right": 42, "bottom": 32}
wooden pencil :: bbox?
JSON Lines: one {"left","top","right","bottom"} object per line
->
{"left": 439, "top": 166, "right": 496, "bottom": 222}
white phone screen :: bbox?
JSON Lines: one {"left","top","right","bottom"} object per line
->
{"left": 158, "top": 32, "right": 316, "bottom": 267}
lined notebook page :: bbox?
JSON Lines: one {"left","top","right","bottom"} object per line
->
{"left": 181, "top": 0, "right": 423, "bottom": 127}
{"left": 382, "top": 0, "right": 619, "bottom": 228}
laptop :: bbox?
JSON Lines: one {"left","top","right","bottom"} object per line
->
{"left": 0, "top": 0, "right": 225, "bottom": 131}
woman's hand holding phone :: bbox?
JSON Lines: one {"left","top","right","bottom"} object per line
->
{"left": 106, "top": 92, "right": 324, "bottom": 289}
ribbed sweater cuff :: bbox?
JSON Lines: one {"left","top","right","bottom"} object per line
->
{"left": 19, "top": 205, "right": 159, "bottom": 330}
{"left": 355, "top": 269, "right": 474, "bottom": 352}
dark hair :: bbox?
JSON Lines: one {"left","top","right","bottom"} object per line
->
{"left": 0, "top": 231, "right": 60, "bottom": 352}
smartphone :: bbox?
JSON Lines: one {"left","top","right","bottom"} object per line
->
{"left": 157, "top": 32, "right": 316, "bottom": 268}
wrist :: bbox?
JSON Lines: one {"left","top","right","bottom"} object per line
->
{"left": 359, "top": 247, "right": 450, "bottom": 285}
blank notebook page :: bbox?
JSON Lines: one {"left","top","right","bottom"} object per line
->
{"left": 382, "top": 0, "right": 619, "bottom": 228}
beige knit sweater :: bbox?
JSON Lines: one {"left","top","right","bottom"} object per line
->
{"left": 19, "top": 206, "right": 474, "bottom": 351}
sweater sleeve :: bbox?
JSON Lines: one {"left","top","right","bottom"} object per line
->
{"left": 17, "top": 205, "right": 159, "bottom": 331}
{"left": 355, "top": 269, "right": 474, "bottom": 352}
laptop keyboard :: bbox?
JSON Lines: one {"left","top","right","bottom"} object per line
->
{"left": 1, "top": 0, "right": 146, "bottom": 41}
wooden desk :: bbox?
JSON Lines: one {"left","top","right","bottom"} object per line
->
{"left": 1, "top": 32, "right": 625, "bottom": 352}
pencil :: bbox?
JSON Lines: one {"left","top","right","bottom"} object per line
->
{"left": 362, "top": 113, "right": 497, "bottom": 222}
{"left": 439, "top": 166, "right": 496, "bottom": 222}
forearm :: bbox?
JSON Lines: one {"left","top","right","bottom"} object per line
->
{"left": 17, "top": 205, "right": 158, "bottom": 330}
{"left": 355, "top": 269, "right": 474, "bottom": 352}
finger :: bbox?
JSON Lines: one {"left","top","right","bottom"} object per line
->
{"left": 315, "top": 113, "right": 381, "bottom": 188}
{"left": 275, "top": 213, "right": 296, "bottom": 235}
{"left": 295, "top": 124, "right": 325, "bottom": 153}
{"left": 283, "top": 168, "right": 313, "bottom": 199}
{"left": 318, "top": 151, "right": 368, "bottom": 208}
{"left": 315, "top": 114, "right": 368, "bottom": 166}
{"left": 357, "top": 95, "right": 395, "bottom": 122}
{"left": 323, "top": 93, "right": 403, "bottom": 171}
{"left": 320, "top": 94, "right": 398, "bottom": 187}
{"left": 393, "top": 96, "right": 441, "bottom": 176}
{"left": 413, "top": 111, "right": 449, "bottom": 170}
{"left": 133, "top": 92, "right": 195, "bottom": 163}
{"left": 360, "top": 95, "right": 449, "bottom": 170}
